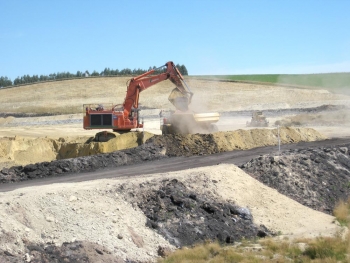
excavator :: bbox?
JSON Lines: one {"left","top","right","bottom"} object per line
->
{"left": 83, "top": 61, "right": 219, "bottom": 138}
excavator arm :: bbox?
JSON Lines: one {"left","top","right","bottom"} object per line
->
{"left": 122, "top": 61, "right": 193, "bottom": 119}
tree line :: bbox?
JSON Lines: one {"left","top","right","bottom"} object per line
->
{"left": 0, "top": 64, "right": 188, "bottom": 88}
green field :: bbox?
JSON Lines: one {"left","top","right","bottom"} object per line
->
{"left": 193, "top": 72, "right": 350, "bottom": 94}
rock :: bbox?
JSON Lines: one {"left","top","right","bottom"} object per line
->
{"left": 69, "top": 195, "right": 77, "bottom": 202}
{"left": 128, "top": 227, "right": 144, "bottom": 248}
{"left": 157, "top": 246, "right": 172, "bottom": 257}
{"left": 339, "top": 147, "right": 348, "bottom": 154}
{"left": 45, "top": 216, "right": 55, "bottom": 222}
{"left": 24, "top": 253, "right": 31, "bottom": 262}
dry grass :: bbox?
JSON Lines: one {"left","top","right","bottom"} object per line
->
{"left": 334, "top": 197, "right": 350, "bottom": 226}
{"left": 159, "top": 237, "right": 349, "bottom": 262}
{"left": 1, "top": 77, "right": 349, "bottom": 115}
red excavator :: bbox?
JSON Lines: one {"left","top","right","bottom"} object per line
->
{"left": 83, "top": 61, "right": 192, "bottom": 131}
{"left": 83, "top": 61, "right": 219, "bottom": 137}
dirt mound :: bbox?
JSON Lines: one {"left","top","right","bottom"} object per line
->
{"left": 149, "top": 127, "right": 326, "bottom": 156}
{"left": 124, "top": 178, "right": 272, "bottom": 247}
{"left": 240, "top": 144, "right": 350, "bottom": 214}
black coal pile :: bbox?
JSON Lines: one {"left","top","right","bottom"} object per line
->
{"left": 120, "top": 178, "right": 272, "bottom": 248}
{"left": 0, "top": 144, "right": 168, "bottom": 184}
{"left": 240, "top": 144, "right": 350, "bottom": 214}
{"left": 0, "top": 241, "right": 124, "bottom": 263}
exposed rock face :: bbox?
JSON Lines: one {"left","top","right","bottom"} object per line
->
{"left": 240, "top": 144, "right": 350, "bottom": 214}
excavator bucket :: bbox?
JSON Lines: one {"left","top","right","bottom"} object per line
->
{"left": 168, "top": 87, "right": 189, "bottom": 112}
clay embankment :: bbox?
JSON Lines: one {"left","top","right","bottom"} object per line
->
{"left": 0, "top": 127, "right": 326, "bottom": 182}
{"left": 0, "top": 127, "right": 325, "bottom": 170}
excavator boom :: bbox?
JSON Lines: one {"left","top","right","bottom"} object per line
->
{"left": 122, "top": 61, "right": 192, "bottom": 118}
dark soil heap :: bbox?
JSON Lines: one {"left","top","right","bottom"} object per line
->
{"left": 118, "top": 178, "right": 272, "bottom": 248}
{"left": 240, "top": 144, "right": 350, "bottom": 214}
{"left": 147, "top": 134, "right": 220, "bottom": 157}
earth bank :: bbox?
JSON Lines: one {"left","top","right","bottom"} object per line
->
{"left": 0, "top": 127, "right": 325, "bottom": 170}
{"left": 0, "top": 127, "right": 325, "bottom": 183}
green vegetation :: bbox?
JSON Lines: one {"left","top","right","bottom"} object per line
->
{"left": 158, "top": 200, "right": 350, "bottom": 262}
{"left": 195, "top": 73, "right": 350, "bottom": 93}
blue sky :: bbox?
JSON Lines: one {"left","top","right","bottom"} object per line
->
{"left": 1, "top": 0, "right": 349, "bottom": 80}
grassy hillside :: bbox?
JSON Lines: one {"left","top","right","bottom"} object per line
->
{"left": 194, "top": 72, "right": 350, "bottom": 94}
{"left": 1, "top": 75, "right": 349, "bottom": 115}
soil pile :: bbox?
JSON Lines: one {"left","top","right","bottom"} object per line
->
{"left": 240, "top": 144, "right": 350, "bottom": 214}
{"left": 122, "top": 178, "right": 272, "bottom": 247}
{"left": 149, "top": 127, "right": 326, "bottom": 156}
